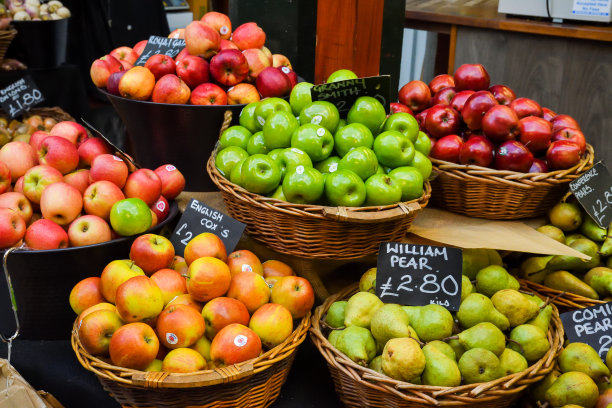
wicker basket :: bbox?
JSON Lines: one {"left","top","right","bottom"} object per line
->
{"left": 521, "top": 279, "right": 605, "bottom": 312}
{"left": 0, "top": 105, "right": 75, "bottom": 123}
{"left": 0, "top": 28, "right": 16, "bottom": 62}
{"left": 310, "top": 284, "right": 563, "bottom": 408}
{"left": 206, "top": 153, "right": 431, "bottom": 260}
{"left": 72, "top": 311, "right": 310, "bottom": 408}
{"left": 429, "top": 144, "right": 594, "bottom": 220}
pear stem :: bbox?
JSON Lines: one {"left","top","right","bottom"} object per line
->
{"left": 410, "top": 336, "right": 425, "bottom": 347}
{"left": 442, "top": 335, "right": 459, "bottom": 342}
{"left": 603, "top": 375, "right": 610, "bottom": 384}
{"left": 538, "top": 402, "right": 550, "bottom": 408}
{"left": 519, "top": 289, "right": 535, "bottom": 296}
{"left": 320, "top": 319, "right": 344, "bottom": 331}
{"left": 506, "top": 338, "right": 524, "bottom": 354}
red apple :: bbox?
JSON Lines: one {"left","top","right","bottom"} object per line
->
{"left": 123, "top": 168, "right": 162, "bottom": 206}
{"left": 428, "top": 74, "right": 455, "bottom": 94}
{"left": 425, "top": 105, "right": 461, "bottom": 138}
{"left": 209, "top": 49, "right": 249, "bottom": 86}
{"left": 398, "top": 80, "right": 431, "bottom": 112}
{"left": 175, "top": 48, "right": 189, "bottom": 62}
{"left": 190, "top": 82, "right": 228, "bottom": 105}
{"left": 488, "top": 84, "right": 516, "bottom": 105}
{"left": 40, "top": 182, "right": 82, "bottom": 226}
{"left": 68, "top": 215, "right": 112, "bottom": 247}
{"left": 115, "top": 275, "right": 164, "bottom": 323}
{"left": 256, "top": 66, "right": 292, "bottom": 98}
{"left": 37, "top": 136, "right": 79, "bottom": 174}
{"left": 220, "top": 39, "right": 239, "bottom": 51}
{"left": 24, "top": 218, "right": 68, "bottom": 249}
{"left": 542, "top": 107, "right": 557, "bottom": 121}
{"left": 430, "top": 134, "right": 464, "bottom": 163}
{"left": 449, "top": 90, "right": 475, "bottom": 113}
{"left": 201, "top": 296, "right": 250, "bottom": 340}
{"left": 519, "top": 116, "right": 553, "bottom": 153}
{"left": 154, "top": 164, "right": 185, "bottom": 200}
{"left": 227, "top": 83, "right": 260, "bottom": 105}
{"left": 242, "top": 48, "right": 271, "bottom": 82}
{"left": 13, "top": 176, "right": 23, "bottom": 194}
{"left": 270, "top": 275, "right": 314, "bottom": 319}
{"left": 90, "top": 54, "right": 123, "bottom": 88}
{"left": 150, "top": 269, "right": 187, "bottom": 305}
{"left": 22, "top": 164, "right": 63, "bottom": 204}
{"left": 459, "top": 135, "right": 495, "bottom": 167}
{"left": 151, "top": 74, "right": 191, "bottom": 104}
{"left": 0, "top": 192, "right": 32, "bottom": 223}
{"left": 133, "top": 40, "right": 147, "bottom": 56}
{"left": 210, "top": 323, "right": 262, "bottom": 365}
{"left": 105, "top": 70, "right": 125, "bottom": 96}
{"left": 551, "top": 114, "right": 580, "bottom": 133}
{"left": 509, "top": 97, "right": 542, "bottom": 119}
{"left": 150, "top": 195, "right": 170, "bottom": 223}
{"left": 201, "top": 11, "right": 232, "bottom": 40}
{"left": 176, "top": 55, "right": 210, "bottom": 89}
{"left": 272, "top": 54, "right": 292, "bottom": 69}
{"left": 110, "top": 46, "right": 139, "bottom": 66}
{"left": 83, "top": 180, "right": 125, "bottom": 220}
{"left": 529, "top": 158, "right": 549, "bottom": 173}
{"left": 0, "top": 207, "right": 26, "bottom": 249}
{"left": 29, "top": 130, "right": 49, "bottom": 152}
{"left": 546, "top": 140, "right": 582, "bottom": 170}
{"left": 453, "top": 64, "right": 490, "bottom": 91}
{"left": 162, "top": 348, "right": 206, "bottom": 373}
{"left": 49, "top": 121, "right": 88, "bottom": 146}
{"left": 249, "top": 303, "right": 293, "bottom": 349}
{"left": 89, "top": 154, "right": 129, "bottom": 188}
{"left": 390, "top": 102, "right": 413, "bottom": 115}
{"left": 552, "top": 127, "right": 586, "bottom": 154}
{"left": 461, "top": 91, "right": 498, "bottom": 130}
{"left": 495, "top": 140, "right": 534, "bottom": 172}
{"left": 129, "top": 233, "right": 175, "bottom": 275}
{"left": 481, "top": 105, "right": 520, "bottom": 143}
{"left": 63, "top": 169, "right": 89, "bottom": 194}
{"left": 77, "top": 137, "right": 112, "bottom": 167}
{"left": 78, "top": 309, "right": 123, "bottom": 356}
{"left": 280, "top": 66, "right": 298, "bottom": 88}
{"left": 227, "top": 249, "right": 263, "bottom": 276}
{"left": 0, "top": 141, "right": 37, "bottom": 182}
{"left": 415, "top": 108, "right": 430, "bottom": 131}
{"left": 184, "top": 21, "right": 221, "bottom": 59}
{"left": 431, "top": 87, "right": 456, "bottom": 106}
{"left": 109, "top": 322, "right": 159, "bottom": 369}
{"left": 156, "top": 304, "right": 205, "bottom": 349}
{"left": 187, "top": 256, "right": 232, "bottom": 302}
{"left": 144, "top": 54, "right": 176, "bottom": 81}
{"left": 232, "top": 22, "right": 266, "bottom": 50}
{"left": 70, "top": 277, "right": 104, "bottom": 315}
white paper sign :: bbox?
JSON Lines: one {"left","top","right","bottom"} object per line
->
{"left": 572, "top": 0, "right": 611, "bottom": 16}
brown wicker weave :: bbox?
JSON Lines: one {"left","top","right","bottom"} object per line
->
{"left": 429, "top": 144, "right": 594, "bottom": 220}
{"left": 310, "top": 284, "right": 563, "bottom": 408}
{"left": 521, "top": 279, "right": 606, "bottom": 312}
{"left": 0, "top": 106, "right": 75, "bottom": 122}
{"left": 0, "top": 28, "right": 16, "bottom": 62}
{"left": 72, "top": 312, "right": 310, "bottom": 408}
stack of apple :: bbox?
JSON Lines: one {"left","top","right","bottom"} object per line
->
{"left": 0, "top": 120, "right": 186, "bottom": 250}
{"left": 395, "top": 64, "right": 587, "bottom": 172}
{"left": 90, "top": 11, "right": 297, "bottom": 106}
{"left": 213, "top": 69, "right": 431, "bottom": 207}
{"left": 71, "top": 231, "right": 314, "bottom": 373}
{"left": 0, "top": 112, "right": 60, "bottom": 147}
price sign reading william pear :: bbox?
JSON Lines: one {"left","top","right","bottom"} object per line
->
{"left": 569, "top": 162, "right": 612, "bottom": 228}
{"left": 560, "top": 302, "right": 612, "bottom": 361}
{"left": 375, "top": 243, "right": 463, "bottom": 311}
{"left": 0, "top": 76, "right": 45, "bottom": 119}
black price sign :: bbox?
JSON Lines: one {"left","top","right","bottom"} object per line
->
{"left": 134, "top": 35, "right": 186, "bottom": 66}
{"left": 570, "top": 162, "right": 612, "bottom": 228}
{"left": 560, "top": 302, "right": 612, "bottom": 361}
{"left": 310, "top": 75, "right": 390, "bottom": 115}
{"left": 0, "top": 76, "right": 44, "bottom": 119}
{"left": 170, "top": 199, "right": 246, "bottom": 257}
{"left": 375, "top": 243, "right": 463, "bottom": 311}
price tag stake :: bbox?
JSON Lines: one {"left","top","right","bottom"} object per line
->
{"left": 0, "top": 76, "right": 45, "bottom": 119}
{"left": 570, "top": 162, "right": 612, "bottom": 229}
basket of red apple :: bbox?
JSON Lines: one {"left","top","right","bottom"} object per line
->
{"left": 207, "top": 74, "right": 432, "bottom": 259}
{"left": 396, "top": 64, "right": 594, "bottom": 220}
{"left": 71, "top": 231, "right": 312, "bottom": 408}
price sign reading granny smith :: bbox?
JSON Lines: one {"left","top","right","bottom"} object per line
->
{"left": 0, "top": 76, "right": 44, "bottom": 119}
{"left": 376, "top": 243, "right": 463, "bottom": 311}
{"left": 310, "top": 75, "right": 390, "bottom": 115}
{"left": 171, "top": 199, "right": 245, "bottom": 257}
{"left": 134, "top": 36, "right": 186, "bottom": 66}
{"left": 560, "top": 302, "right": 612, "bottom": 361}
{"left": 569, "top": 162, "right": 612, "bottom": 228}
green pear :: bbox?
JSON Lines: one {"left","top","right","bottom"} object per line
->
{"left": 422, "top": 342, "right": 461, "bottom": 387}
{"left": 381, "top": 337, "right": 425, "bottom": 382}
{"left": 545, "top": 371, "right": 599, "bottom": 408}
{"left": 498, "top": 348, "right": 528, "bottom": 376}
{"left": 328, "top": 329, "right": 342, "bottom": 348}
{"left": 458, "top": 348, "right": 502, "bottom": 384}
{"left": 344, "top": 292, "right": 383, "bottom": 328}
{"left": 508, "top": 324, "right": 550, "bottom": 362}
{"left": 359, "top": 267, "right": 376, "bottom": 293}
{"left": 401, "top": 304, "right": 453, "bottom": 342}
{"left": 335, "top": 326, "right": 377, "bottom": 366}
{"left": 462, "top": 248, "right": 491, "bottom": 279}
{"left": 548, "top": 202, "right": 582, "bottom": 232}
{"left": 559, "top": 343, "right": 611, "bottom": 381}
{"left": 522, "top": 292, "right": 545, "bottom": 306}
{"left": 368, "top": 355, "right": 384, "bottom": 374}
{"left": 531, "top": 369, "right": 561, "bottom": 403}
{"left": 457, "top": 293, "right": 510, "bottom": 330}
{"left": 486, "top": 249, "right": 503, "bottom": 266}
{"left": 448, "top": 338, "right": 465, "bottom": 361}
{"left": 426, "top": 340, "right": 456, "bottom": 360}
{"left": 544, "top": 271, "right": 599, "bottom": 299}
{"left": 491, "top": 289, "right": 540, "bottom": 327}
{"left": 581, "top": 215, "right": 608, "bottom": 242}
{"left": 566, "top": 233, "right": 587, "bottom": 246}
{"left": 519, "top": 256, "right": 553, "bottom": 284}
{"left": 325, "top": 301, "right": 347, "bottom": 328}
{"left": 370, "top": 304, "right": 419, "bottom": 348}
{"left": 461, "top": 275, "right": 474, "bottom": 302}
{"left": 607, "top": 347, "right": 612, "bottom": 373}
{"left": 600, "top": 236, "right": 612, "bottom": 257}
{"left": 547, "top": 238, "right": 600, "bottom": 272}
{"left": 583, "top": 267, "right": 612, "bottom": 297}
{"left": 456, "top": 322, "right": 506, "bottom": 356}
{"left": 475, "top": 265, "right": 520, "bottom": 297}
{"left": 526, "top": 304, "right": 553, "bottom": 333}
{"left": 537, "top": 224, "right": 566, "bottom": 244}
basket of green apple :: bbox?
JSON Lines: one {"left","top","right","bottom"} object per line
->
{"left": 207, "top": 85, "right": 432, "bottom": 260}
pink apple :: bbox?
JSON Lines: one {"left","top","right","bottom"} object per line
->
{"left": 200, "top": 11, "right": 232, "bottom": 40}
{"left": 0, "top": 141, "right": 37, "bottom": 182}
{"left": 133, "top": 40, "right": 147, "bottom": 56}
{"left": 0, "top": 160, "right": 9, "bottom": 194}
{"left": 123, "top": 168, "right": 162, "bottom": 206}
{"left": 151, "top": 74, "right": 191, "bottom": 104}
{"left": 90, "top": 54, "right": 123, "bottom": 88}
{"left": 50, "top": 121, "right": 87, "bottom": 146}
{"left": 256, "top": 66, "right": 292, "bottom": 98}
{"left": 488, "top": 84, "right": 516, "bottom": 105}
{"left": 551, "top": 114, "right": 580, "bottom": 133}
{"left": 64, "top": 169, "right": 90, "bottom": 195}
{"left": 150, "top": 195, "right": 170, "bottom": 223}
{"left": 481, "top": 105, "right": 520, "bottom": 143}
{"left": 227, "top": 83, "right": 260, "bottom": 105}
{"left": 546, "top": 140, "right": 582, "bottom": 170}
{"left": 37, "top": 136, "right": 79, "bottom": 174}
{"left": 459, "top": 135, "right": 494, "bottom": 167}
{"left": 495, "top": 140, "right": 534, "bottom": 172}
{"left": 0, "top": 207, "right": 26, "bottom": 249}
{"left": 219, "top": 39, "right": 239, "bottom": 51}
{"left": 209, "top": 49, "right": 249, "bottom": 86}
{"left": 519, "top": 116, "right": 552, "bottom": 153}
{"left": 0, "top": 192, "right": 32, "bottom": 223}
{"left": 461, "top": 91, "right": 498, "bottom": 130}
{"left": 22, "top": 164, "right": 63, "bottom": 204}
{"left": 110, "top": 46, "right": 139, "bottom": 66}
{"left": 106, "top": 71, "right": 126, "bottom": 96}
{"left": 29, "top": 130, "right": 49, "bottom": 152}
{"left": 190, "top": 83, "right": 228, "bottom": 105}
{"left": 89, "top": 154, "right": 129, "bottom": 188}
{"left": 40, "top": 182, "right": 83, "bottom": 226}
{"left": 449, "top": 90, "right": 475, "bottom": 113}
{"left": 272, "top": 54, "right": 292, "bottom": 70}
{"left": 242, "top": 48, "right": 271, "bottom": 82}
{"left": 154, "top": 164, "right": 185, "bottom": 200}
{"left": 176, "top": 55, "right": 210, "bottom": 89}
{"left": 428, "top": 74, "right": 455, "bottom": 94}
{"left": 430, "top": 134, "right": 463, "bottom": 163}
{"left": 184, "top": 21, "right": 221, "bottom": 59}
{"left": 68, "top": 215, "right": 112, "bottom": 247}
{"left": 144, "top": 54, "right": 176, "bottom": 81}
{"left": 453, "top": 64, "right": 490, "bottom": 91}
{"left": 552, "top": 127, "right": 586, "bottom": 154}
{"left": 509, "top": 97, "right": 542, "bottom": 119}
{"left": 232, "top": 22, "right": 266, "bottom": 50}
{"left": 83, "top": 180, "right": 125, "bottom": 220}
{"left": 398, "top": 80, "right": 431, "bottom": 113}
{"left": 129, "top": 233, "right": 175, "bottom": 275}
{"left": 77, "top": 137, "right": 112, "bottom": 167}
{"left": 25, "top": 218, "right": 68, "bottom": 249}
{"left": 13, "top": 176, "right": 24, "bottom": 194}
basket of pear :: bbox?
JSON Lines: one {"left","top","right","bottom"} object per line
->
{"left": 517, "top": 200, "right": 611, "bottom": 311}
{"left": 310, "top": 252, "right": 563, "bottom": 408}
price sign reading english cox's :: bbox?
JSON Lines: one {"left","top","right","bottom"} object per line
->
{"left": 560, "top": 302, "right": 612, "bottom": 361}
{"left": 170, "top": 199, "right": 246, "bottom": 257}
{"left": 310, "top": 75, "right": 391, "bottom": 115}
{"left": 375, "top": 243, "right": 463, "bottom": 311}
{"left": 0, "top": 76, "right": 45, "bottom": 119}
{"left": 134, "top": 36, "right": 186, "bottom": 66}
{"left": 569, "top": 162, "right": 612, "bottom": 228}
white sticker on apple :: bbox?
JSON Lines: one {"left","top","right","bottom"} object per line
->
{"left": 257, "top": 116, "right": 265, "bottom": 126}
{"left": 311, "top": 115, "right": 322, "bottom": 125}
{"left": 296, "top": 165, "right": 304, "bottom": 175}
{"left": 234, "top": 334, "right": 248, "bottom": 347}
{"left": 165, "top": 164, "right": 176, "bottom": 171}
{"left": 242, "top": 264, "right": 252, "bottom": 273}
{"left": 329, "top": 162, "right": 338, "bottom": 172}
{"left": 316, "top": 128, "right": 326, "bottom": 137}
{"left": 220, "top": 26, "right": 229, "bottom": 35}
{"left": 156, "top": 201, "right": 166, "bottom": 212}
{"left": 113, "top": 156, "right": 123, "bottom": 162}
{"left": 166, "top": 333, "right": 179, "bottom": 345}
{"left": 281, "top": 66, "right": 290, "bottom": 74}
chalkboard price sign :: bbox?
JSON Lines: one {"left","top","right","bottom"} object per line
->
{"left": 310, "top": 75, "right": 390, "bottom": 115}
{"left": 170, "top": 199, "right": 246, "bottom": 257}
{"left": 375, "top": 242, "right": 463, "bottom": 311}
{"left": 0, "top": 76, "right": 45, "bottom": 119}
{"left": 560, "top": 302, "right": 612, "bottom": 361}
{"left": 569, "top": 162, "right": 612, "bottom": 228}
{"left": 134, "top": 36, "right": 186, "bottom": 66}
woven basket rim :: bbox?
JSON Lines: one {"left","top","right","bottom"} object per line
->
{"left": 309, "top": 282, "right": 564, "bottom": 405}
{"left": 522, "top": 279, "right": 606, "bottom": 310}
{"left": 72, "top": 310, "right": 311, "bottom": 389}
{"left": 431, "top": 144, "right": 594, "bottom": 188}
{"left": 0, "top": 106, "right": 76, "bottom": 121}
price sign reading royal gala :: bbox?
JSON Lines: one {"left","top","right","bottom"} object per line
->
{"left": 569, "top": 162, "right": 612, "bottom": 228}
{"left": 0, "top": 76, "right": 44, "bottom": 119}
{"left": 560, "top": 302, "right": 612, "bottom": 361}
{"left": 134, "top": 36, "right": 186, "bottom": 66}
{"left": 310, "top": 75, "right": 390, "bottom": 115}
{"left": 170, "top": 199, "right": 246, "bottom": 257}
{"left": 375, "top": 243, "right": 463, "bottom": 311}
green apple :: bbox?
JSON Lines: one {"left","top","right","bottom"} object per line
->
{"left": 239, "top": 102, "right": 260, "bottom": 133}
{"left": 254, "top": 97, "right": 292, "bottom": 130}
{"left": 215, "top": 146, "right": 249, "bottom": 177}
{"left": 415, "top": 131, "right": 433, "bottom": 156}
{"left": 376, "top": 165, "right": 385, "bottom": 174}
{"left": 268, "top": 148, "right": 284, "bottom": 162}
{"left": 230, "top": 158, "right": 247, "bottom": 186}
{"left": 347, "top": 96, "right": 386, "bottom": 135}
{"left": 262, "top": 111, "right": 299, "bottom": 150}
{"left": 275, "top": 147, "right": 313, "bottom": 180}
{"left": 335, "top": 118, "right": 347, "bottom": 133}
{"left": 299, "top": 101, "right": 340, "bottom": 133}
{"left": 324, "top": 169, "right": 366, "bottom": 207}
{"left": 246, "top": 131, "right": 268, "bottom": 155}
{"left": 281, "top": 165, "right": 325, "bottom": 204}
{"left": 337, "top": 146, "right": 378, "bottom": 181}
{"left": 110, "top": 198, "right": 152, "bottom": 236}
{"left": 314, "top": 156, "right": 340, "bottom": 174}
{"left": 383, "top": 112, "right": 419, "bottom": 143}
{"left": 388, "top": 166, "right": 423, "bottom": 201}
{"left": 373, "top": 131, "right": 415, "bottom": 168}
{"left": 326, "top": 69, "right": 358, "bottom": 83}
{"left": 219, "top": 125, "right": 252, "bottom": 150}
{"left": 333, "top": 123, "right": 374, "bottom": 157}
{"left": 364, "top": 174, "right": 402, "bottom": 206}
{"left": 269, "top": 185, "right": 286, "bottom": 201}
{"left": 289, "top": 82, "right": 314, "bottom": 116}
{"left": 410, "top": 151, "right": 432, "bottom": 179}
{"left": 241, "top": 154, "right": 281, "bottom": 194}
{"left": 290, "top": 124, "right": 334, "bottom": 162}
